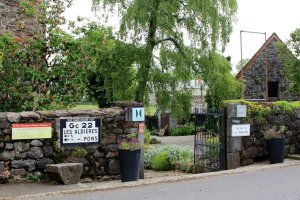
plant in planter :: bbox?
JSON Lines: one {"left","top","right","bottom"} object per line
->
{"left": 118, "top": 133, "right": 141, "bottom": 182}
{"left": 264, "top": 125, "right": 286, "bottom": 164}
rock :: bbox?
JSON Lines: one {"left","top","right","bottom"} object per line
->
{"left": 36, "top": 111, "right": 56, "bottom": 118}
{"left": 0, "top": 142, "right": 4, "bottom": 148}
{"left": 20, "top": 111, "right": 40, "bottom": 119}
{"left": 30, "top": 140, "right": 43, "bottom": 147}
{"left": 285, "top": 131, "right": 293, "bottom": 137}
{"left": 5, "top": 143, "right": 14, "bottom": 150}
{"left": 10, "top": 169, "right": 26, "bottom": 176}
{"left": 115, "top": 116, "right": 125, "bottom": 122}
{"left": 6, "top": 112, "right": 20, "bottom": 122}
{"left": 43, "top": 146, "right": 53, "bottom": 157}
{"left": 46, "top": 163, "right": 83, "bottom": 185}
{"left": 11, "top": 160, "right": 24, "bottom": 168}
{"left": 0, "top": 171, "right": 10, "bottom": 183}
{"left": 23, "top": 159, "right": 36, "bottom": 171}
{"left": 113, "top": 129, "right": 123, "bottom": 134}
{"left": 108, "top": 159, "right": 120, "bottom": 175}
{"left": 242, "top": 159, "right": 254, "bottom": 166}
{"left": 0, "top": 119, "right": 10, "bottom": 129}
{"left": 124, "top": 128, "right": 138, "bottom": 134}
{"left": 94, "top": 150, "right": 105, "bottom": 158}
{"left": 37, "top": 158, "right": 54, "bottom": 169}
{"left": 15, "top": 152, "right": 27, "bottom": 159}
{"left": 0, "top": 151, "right": 15, "bottom": 161}
{"left": 295, "top": 110, "right": 300, "bottom": 119}
{"left": 80, "top": 178, "right": 93, "bottom": 183}
{"left": 14, "top": 142, "right": 30, "bottom": 152}
{"left": 106, "top": 144, "right": 118, "bottom": 151}
{"left": 242, "top": 146, "right": 258, "bottom": 159}
{"left": 0, "top": 162, "right": 4, "bottom": 171}
{"left": 106, "top": 152, "right": 118, "bottom": 158}
{"left": 105, "top": 133, "right": 117, "bottom": 144}
{"left": 27, "top": 147, "right": 43, "bottom": 159}
{"left": 100, "top": 175, "right": 111, "bottom": 181}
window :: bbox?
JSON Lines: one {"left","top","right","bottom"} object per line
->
{"left": 268, "top": 81, "right": 279, "bottom": 98}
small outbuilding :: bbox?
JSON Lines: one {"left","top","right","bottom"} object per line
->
{"left": 236, "top": 33, "right": 299, "bottom": 101}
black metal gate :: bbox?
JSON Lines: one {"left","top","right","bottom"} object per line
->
{"left": 193, "top": 109, "right": 227, "bottom": 171}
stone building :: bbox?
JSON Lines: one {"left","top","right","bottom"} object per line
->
{"left": 0, "top": 0, "right": 42, "bottom": 40}
{"left": 236, "top": 33, "right": 299, "bottom": 101}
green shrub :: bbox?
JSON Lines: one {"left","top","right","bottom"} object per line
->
{"left": 169, "top": 123, "right": 194, "bottom": 136}
{"left": 151, "top": 151, "right": 171, "bottom": 171}
{"left": 205, "top": 137, "right": 220, "bottom": 158}
{"left": 145, "top": 145, "right": 193, "bottom": 171}
{"left": 144, "top": 128, "right": 151, "bottom": 144}
{"left": 71, "top": 147, "right": 88, "bottom": 158}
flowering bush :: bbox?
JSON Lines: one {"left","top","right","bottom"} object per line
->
{"left": 264, "top": 125, "right": 286, "bottom": 141}
{"left": 118, "top": 133, "right": 141, "bottom": 151}
{"left": 144, "top": 145, "right": 193, "bottom": 170}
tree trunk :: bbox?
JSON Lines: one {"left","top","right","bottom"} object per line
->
{"left": 134, "top": 0, "right": 159, "bottom": 102}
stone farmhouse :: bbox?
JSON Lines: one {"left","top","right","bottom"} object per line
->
{"left": 236, "top": 33, "right": 299, "bottom": 101}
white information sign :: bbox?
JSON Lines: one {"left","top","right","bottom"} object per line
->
{"left": 236, "top": 105, "right": 247, "bottom": 117}
{"left": 60, "top": 118, "right": 101, "bottom": 145}
{"left": 231, "top": 124, "right": 250, "bottom": 137}
{"left": 132, "top": 107, "right": 145, "bottom": 122}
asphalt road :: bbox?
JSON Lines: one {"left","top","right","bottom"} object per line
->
{"left": 44, "top": 165, "right": 300, "bottom": 200}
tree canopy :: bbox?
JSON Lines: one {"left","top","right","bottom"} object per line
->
{"left": 277, "top": 28, "right": 300, "bottom": 95}
{"left": 92, "top": 0, "right": 238, "bottom": 108}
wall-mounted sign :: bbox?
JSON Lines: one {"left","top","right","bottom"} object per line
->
{"left": 236, "top": 105, "right": 247, "bottom": 118}
{"left": 60, "top": 118, "right": 101, "bottom": 146}
{"left": 132, "top": 108, "right": 145, "bottom": 122}
{"left": 138, "top": 122, "right": 145, "bottom": 134}
{"left": 231, "top": 117, "right": 243, "bottom": 125}
{"left": 12, "top": 123, "right": 52, "bottom": 140}
{"left": 125, "top": 107, "right": 145, "bottom": 122}
{"left": 231, "top": 124, "right": 250, "bottom": 137}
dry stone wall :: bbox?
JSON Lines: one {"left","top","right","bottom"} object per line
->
{"left": 0, "top": 0, "right": 42, "bottom": 40}
{"left": 0, "top": 102, "right": 143, "bottom": 183}
{"left": 226, "top": 103, "right": 300, "bottom": 169}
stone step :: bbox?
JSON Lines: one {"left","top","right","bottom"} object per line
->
{"left": 287, "top": 154, "right": 300, "bottom": 160}
{"left": 46, "top": 163, "right": 83, "bottom": 185}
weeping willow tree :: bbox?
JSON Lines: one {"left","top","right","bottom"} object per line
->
{"left": 92, "top": 0, "right": 237, "bottom": 119}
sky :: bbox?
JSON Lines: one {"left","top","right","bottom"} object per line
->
{"left": 64, "top": 0, "right": 300, "bottom": 69}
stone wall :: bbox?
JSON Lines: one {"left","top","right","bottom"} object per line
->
{"left": 0, "top": 0, "right": 42, "bottom": 40}
{"left": 0, "top": 102, "right": 143, "bottom": 183}
{"left": 226, "top": 103, "right": 300, "bottom": 169}
{"left": 244, "top": 38, "right": 299, "bottom": 101}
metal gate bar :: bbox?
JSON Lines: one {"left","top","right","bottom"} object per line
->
{"left": 193, "top": 109, "right": 227, "bottom": 171}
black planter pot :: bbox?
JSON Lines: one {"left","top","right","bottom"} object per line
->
{"left": 266, "top": 138, "right": 285, "bottom": 164}
{"left": 118, "top": 149, "right": 141, "bottom": 182}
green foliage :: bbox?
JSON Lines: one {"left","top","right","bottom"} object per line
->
{"left": 224, "top": 100, "right": 272, "bottom": 124}
{"left": 264, "top": 125, "right": 286, "bottom": 141}
{"left": 273, "top": 101, "right": 300, "bottom": 112}
{"left": 78, "top": 24, "right": 141, "bottom": 107}
{"left": 144, "top": 128, "right": 151, "bottom": 144}
{"left": 206, "top": 137, "right": 220, "bottom": 158}
{"left": 92, "top": 0, "right": 238, "bottom": 118}
{"left": 25, "top": 173, "right": 42, "bottom": 183}
{"left": 169, "top": 123, "right": 194, "bottom": 136}
{"left": 71, "top": 147, "right": 88, "bottom": 158}
{"left": 20, "top": 0, "right": 35, "bottom": 16}
{"left": 151, "top": 150, "right": 171, "bottom": 171}
{"left": 145, "top": 145, "right": 193, "bottom": 171}
{"left": 118, "top": 133, "right": 141, "bottom": 151}
{"left": 235, "top": 58, "right": 250, "bottom": 72}
{"left": 200, "top": 52, "right": 242, "bottom": 108}
{"left": 276, "top": 29, "right": 300, "bottom": 95}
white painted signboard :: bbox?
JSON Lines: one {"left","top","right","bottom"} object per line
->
{"left": 132, "top": 107, "right": 145, "bottom": 122}
{"left": 236, "top": 105, "right": 247, "bottom": 117}
{"left": 231, "top": 124, "right": 250, "bottom": 137}
{"left": 60, "top": 118, "right": 101, "bottom": 145}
